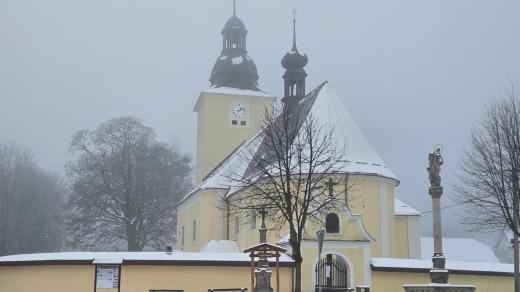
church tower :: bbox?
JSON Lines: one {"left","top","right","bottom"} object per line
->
{"left": 281, "top": 15, "right": 308, "bottom": 111}
{"left": 194, "top": 4, "right": 275, "bottom": 183}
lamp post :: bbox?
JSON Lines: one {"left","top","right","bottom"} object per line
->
{"left": 316, "top": 229, "right": 325, "bottom": 292}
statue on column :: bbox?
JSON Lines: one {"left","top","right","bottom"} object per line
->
{"left": 403, "top": 145, "right": 475, "bottom": 291}
{"left": 427, "top": 146, "right": 443, "bottom": 188}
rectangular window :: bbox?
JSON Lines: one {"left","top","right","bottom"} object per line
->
{"left": 192, "top": 221, "right": 196, "bottom": 241}
{"left": 240, "top": 121, "right": 246, "bottom": 126}
{"left": 232, "top": 120, "right": 238, "bottom": 125}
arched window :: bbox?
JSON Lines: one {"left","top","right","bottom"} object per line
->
{"left": 325, "top": 213, "right": 340, "bottom": 233}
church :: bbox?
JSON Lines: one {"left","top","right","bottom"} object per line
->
{"left": 178, "top": 7, "right": 420, "bottom": 290}
{"left": 0, "top": 6, "right": 515, "bottom": 292}
{"left": 176, "top": 6, "right": 514, "bottom": 292}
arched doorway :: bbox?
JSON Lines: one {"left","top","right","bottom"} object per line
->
{"left": 315, "top": 254, "right": 349, "bottom": 292}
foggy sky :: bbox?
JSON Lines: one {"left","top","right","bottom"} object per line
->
{"left": 1, "top": 0, "right": 520, "bottom": 232}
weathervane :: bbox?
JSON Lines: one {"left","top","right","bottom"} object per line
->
{"left": 291, "top": 8, "right": 297, "bottom": 51}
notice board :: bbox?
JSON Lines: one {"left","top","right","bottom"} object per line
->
{"left": 96, "top": 265, "right": 120, "bottom": 288}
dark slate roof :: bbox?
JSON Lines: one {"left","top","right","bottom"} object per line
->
{"left": 242, "top": 82, "right": 327, "bottom": 177}
{"left": 210, "top": 54, "right": 259, "bottom": 91}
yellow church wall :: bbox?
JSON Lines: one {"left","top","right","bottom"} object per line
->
{"left": 195, "top": 91, "right": 274, "bottom": 183}
{"left": 199, "top": 190, "right": 224, "bottom": 245}
{"left": 0, "top": 265, "right": 94, "bottom": 292}
{"left": 303, "top": 214, "right": 369, "bottom": 243}
{"left": 386, "top": 185, "right": 397, "bottom": 257}
{"left": 394, "top": 217, "right": 410, "bottom": 259}
{"left": 347, "top": 176, "right": 399, "bottom": 258}
{"left": 228, "top": 174, "right": 380, "bottom": 246}
{"left": 372, "top": 270, "right": 514, "bottom": 292}
{"left": 177, "top": 189, "right": 230, "bottom": 251}
{"left": 176, "top": 191, "right": 202, "bottom": 251}
{"left": 185, "top": 172, "right": 412, "bottom": 267}
{"left": 177, "top": 207, "right": 186, "bottom": 250}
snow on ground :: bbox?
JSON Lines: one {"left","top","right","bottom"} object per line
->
{"left": 372, "top": 257, "right": 513, "bottom": 274}
{"left": 420, "top": 237, "right": 499, "bottom": 263}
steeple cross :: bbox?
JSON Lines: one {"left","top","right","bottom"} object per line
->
{"left": 259, "top": 207, "right": 268, "bottom": 229}
{"left": 325, "top": 177, "right": 337, "bottom": 197}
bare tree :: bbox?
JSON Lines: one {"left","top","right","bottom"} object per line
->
{"left": 226, "top": 100, "right": 347, "bottom": 292}
{"left": 456, "top": 91, "right": 520, "bottom": 291}
{"left": 66, "top": 116, "right": 192, "bottom": 251}
{"left": 0, "top": 144, "right": 67, "bottom": 256}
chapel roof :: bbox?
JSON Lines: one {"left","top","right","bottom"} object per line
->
{"left": 394, "top": 198, "right": 421, "bottom": 216}
{"left": 182, "top": 82, "right": 398, "bottom": 202}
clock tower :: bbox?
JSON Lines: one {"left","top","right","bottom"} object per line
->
{"left": 193, "top": 7, "right": 275, "bottom": 183}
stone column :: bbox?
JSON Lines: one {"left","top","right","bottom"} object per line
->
{"left": 429, "top": 185, "right": 448, "bottom": 284}
{"left": 403, "top": 146, "right": 474, "bottom": 292}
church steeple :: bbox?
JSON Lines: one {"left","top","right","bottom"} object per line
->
{"left": 281, "top": 12, "right": 308, "bottom": 109}
{"left": 209, "top": 2, "right": 260, "bottom": 91}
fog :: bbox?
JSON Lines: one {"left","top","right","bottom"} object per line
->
{"left": 1, "top": 0, "right": 520, "bottom": 236}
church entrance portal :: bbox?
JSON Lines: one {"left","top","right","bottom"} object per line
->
{"left": 315, "top": 254, "right": 349, "bottom": 292}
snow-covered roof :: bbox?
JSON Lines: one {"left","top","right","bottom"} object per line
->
{"left": 193, "top": 86, "right": 275, "bottom": 115}
{"left": 203, "top": 86, "right": 272, "bottom": 98}
{"left": 420, "top": 237, "right": 499, "bottom": 263}
{"left": 197, "top": 132, "right": 262, "bottom": 194}
{"left": 371, "top": 257, "right": 513, "bottom": 275}
{"left": 201, "top": 240, "right": 241, "bottom": 253}
{"left": 0, "top": 251, "right": 293, "bottom": 265}
{"left": 308, "top": 83, "right": 397, "bottom": 181}
{"left": 185, "top": 82, "right": 398, "bottom": 201}
{"left": 394, "top": 198, "right": 421, "bottom": 216}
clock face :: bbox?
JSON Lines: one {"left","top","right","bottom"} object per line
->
{"left": 231, "top": 103, "right": 247, "bottom": 120}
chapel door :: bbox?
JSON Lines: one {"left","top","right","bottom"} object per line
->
{"left": 315, "top": 254, "right": 349, "bottom": 292}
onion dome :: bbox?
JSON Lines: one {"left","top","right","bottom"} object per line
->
{"left": 209, "top": 6, "right": 260, "bottom": 91}
{"left": 281, "top": 20, "right": 308, "bottom": 72}
{"left": 223, "top": 15, "right": 246, "bottom": 31}
{"left": 282, "top": 16, "right": 308, "bottom": 105}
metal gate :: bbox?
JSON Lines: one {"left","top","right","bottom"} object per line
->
{"left": 315, "top": 254, "right": 349, "bottom": 292}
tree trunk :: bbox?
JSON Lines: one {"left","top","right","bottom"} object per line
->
{"left": 293, "top": 247, "right": 303, "bottom": 292}
{"left": 294, "top": 259, "right": 302, "bottom": 292}
{"left": 127, "top": 225, "right": 141, "bottom": 251}
{"left": 513, "top": 188, "right": 519, "bottom": 292}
